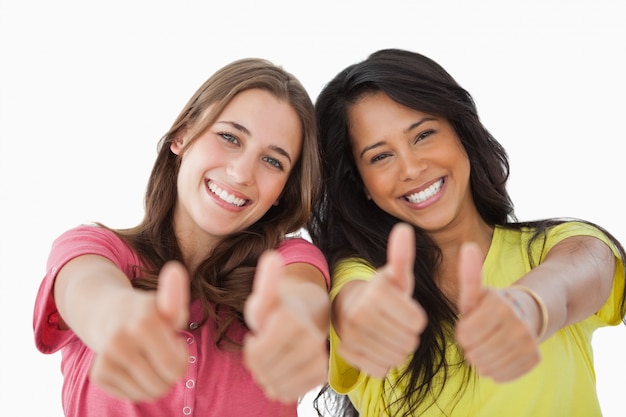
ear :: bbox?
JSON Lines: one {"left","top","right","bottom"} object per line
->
{"left": 364, "top": 187, "right": 372, "bottom": 200}
{"left": 170, "top": 134, "right": 185, "bottom": 155}
{"left": 273, "top": 191, "right": 284, "bottom": 206}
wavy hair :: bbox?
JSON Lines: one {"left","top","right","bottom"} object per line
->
{"left": 103, "top": 58, "right": 319, "bottom": 347}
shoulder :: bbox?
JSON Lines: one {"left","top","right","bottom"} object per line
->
{"left": 335, "top": 257, "right": 375, "bottom": 279}
{"left": 275, "top": 236, "right": 324, "bottom": 260}
{"left": 545, "top": 221, "right": 611, "bottom": 241}
{"left": 53, "top": 224, "right": 124, "bottom": 247}
{"left": 496, "top": 221, "right": 611, "bottom": 245}
{"left": 494, "top": 221, "right": 620, "bottom": 264}
{"left": 530, "top": 221, "right": 616, "bottom": 255}
{"left": 48, "top": 224, "right": 140, "bottom": 273}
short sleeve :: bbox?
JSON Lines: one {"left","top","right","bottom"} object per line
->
{"left": 33, "top": 225, "right": 141, "bottom": 354}
{"left": 330, "top": 258, "right": 375, "bottom": 300}
{"left": 276, "top": 237, "right": 330, "bottom": 290}
{"left": 543, "top": 222, "right": 625, "bottom": 326}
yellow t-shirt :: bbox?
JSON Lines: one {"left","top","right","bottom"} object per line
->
{"left": 329, "top": 222, "right": 625, "bottom": 416}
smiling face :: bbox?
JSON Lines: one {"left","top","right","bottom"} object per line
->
{"left": 170, "top": 88, "right": 302, "bottom": 252}
{"left": 348, "top": 91, "right": 476, "bottom": 234}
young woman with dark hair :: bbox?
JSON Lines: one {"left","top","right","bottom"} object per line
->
{"left": 309, "top": 48, "right": 626, "bottom": 417}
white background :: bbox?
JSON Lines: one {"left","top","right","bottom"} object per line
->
{"left": 1, "top": 1, "right": 625, "bottom": 416}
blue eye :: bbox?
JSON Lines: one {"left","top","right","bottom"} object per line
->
{"left": 263, "top": 156, "right": 284, "bottom": 170}
{"left": 219, "top": 132, "right": 239, "bottom": 144}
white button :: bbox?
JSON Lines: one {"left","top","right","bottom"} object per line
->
{"left": 185, "top": 379, "right": 195, "bottom": 389}
{"left": 189, "top": 322, "right": 199, "bottom": 330}
{"left": 188, "top": 356, "right": 197, "bottom": 364}
{"left": 186, "top": 336, "right": 194, "bottom": 345}
{"left": 182, "top": 406, "right": 192, "bottom": 415}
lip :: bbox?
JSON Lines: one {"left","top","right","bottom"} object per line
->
{"left": 401, "top": 176, "right": 446, "bottom": 208}
{"left": 205, "top": 179, "right": 251, "bottom": 211}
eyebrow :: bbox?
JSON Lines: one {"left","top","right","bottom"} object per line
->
{"left": 217, "top": 120, "right": 293, "bottom": 164}
{"left": 358, "top": 116, "right": 436, "bottom": 159}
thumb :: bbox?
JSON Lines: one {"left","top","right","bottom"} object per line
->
{"left": 157, "top": 260, "right": 190, "bottom": 330}
{"left": 245, "top": 250, "right": 282, "bottom": 332}
{"left": 384, "top": 222, "right": 416, "bottom": 295}
{"left": 457, "top": 242, "right": 485, "bottom": 315}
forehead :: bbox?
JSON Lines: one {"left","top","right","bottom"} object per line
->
{"left": 348, "top": 92, "right": 423, "bottom": 140}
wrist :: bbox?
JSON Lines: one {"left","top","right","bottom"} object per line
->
{"left": 509, "top": 285, "right": 549, "bottom": 340}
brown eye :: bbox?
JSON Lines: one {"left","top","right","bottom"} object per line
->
{"left": 414, "top": 129, "right": 434, "bottom": 144}
{"left": 371, "top": 153, "right": 392, "bottom": 164}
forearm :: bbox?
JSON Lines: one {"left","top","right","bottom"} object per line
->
{"left": 513, "top": 235, "right": 616, "bottom": 340}
{"left": 331, "top": 279, "right": 367, "bottom": 336}
{"left": 53, "top": 254, "right": 137, "bottom": 351}
{"left": 280, "top": 263, "right": 330, "bottom": 333}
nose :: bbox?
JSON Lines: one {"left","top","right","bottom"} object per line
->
{"left": 226, "top": 154, "right": 255, "bottom": 185}
{"left": 397, "top": 151, "right": 427, "bottom": 181}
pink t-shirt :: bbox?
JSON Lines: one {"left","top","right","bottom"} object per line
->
{"left": 33, "top": 225, "right": 330, "bottom": 417}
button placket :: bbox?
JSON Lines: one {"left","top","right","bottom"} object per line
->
{"left": 182, "top": 330, "right": 198, "bottom": 416}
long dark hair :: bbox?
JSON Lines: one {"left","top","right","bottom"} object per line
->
{"left": 308, "top": 48, "right": 626, "bottom": 416}
{"left": 101, "top": 58, "right": 319, "bottom": 347}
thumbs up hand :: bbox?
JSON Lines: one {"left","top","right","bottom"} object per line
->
{"left": 243, "top": 251, "right": 282, "bottom": 333}
{"left": 455, "top": 243, "right": 541, "bottom": 382}
{"left": 335, "top": 223, "right": 427, "bottom": 379}
{"left": 243, "top": 250, "right": 329, "bottom": 403}
{"left": 89, "top": 261, "right": 190, "bottom": 402}
{"left": 456, "top": 242, "right": 485, "bottom": 316}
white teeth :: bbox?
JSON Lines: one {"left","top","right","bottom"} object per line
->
{"left": 208, "top": 182, "right": 246, "bottom": 207}
{"left": 406, "top": 179, "right": 443, "bottom": 204}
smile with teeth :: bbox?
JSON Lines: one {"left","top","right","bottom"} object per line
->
{"left": 405, "top": 178, "right": 444, "bottom": 204}
{"left": 207, "top": 181, "right": 247, "bottom": 207}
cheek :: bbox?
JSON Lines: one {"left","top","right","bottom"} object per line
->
{"left": 261, "top": 174, "right": 289, "bottom": 200}
{"left": 187, "top": 142, "right": 221, "bottom": 170}
{"left": 359, "top": 168, "right": 388, "bottom": 196}
{"left": 454, "top": 153, "right": 471, "bottom": 182}
{"left": 361, "top": 180, "right": 385, "bottom": 203}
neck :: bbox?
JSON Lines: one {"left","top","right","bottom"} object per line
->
{"left": 430, "top": 216, "right": 494, "bottom": 304}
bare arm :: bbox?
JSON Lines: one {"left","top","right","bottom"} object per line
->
{"left": 53, "top": 254, "right": 190, "bottom": 401}
{"left": 513, "top": 235, "right": 616, "bottom": 341}
{"left": 54, "top": 254, "right": 138, "bottom": 350}
{"left": 456, "top": 235, "right": 617, "bottom": 383}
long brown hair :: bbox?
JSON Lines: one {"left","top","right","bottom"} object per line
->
{"left": 105, "top": 58, "right": 319, "bottom": 347}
